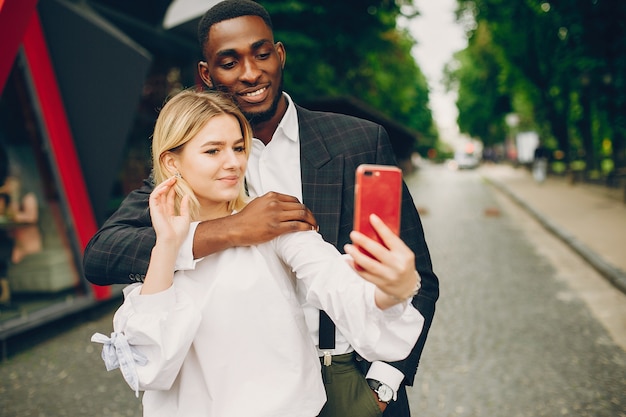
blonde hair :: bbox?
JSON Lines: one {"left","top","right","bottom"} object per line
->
{"left": 151, "top": 88, "right": 252, "bottom": 220}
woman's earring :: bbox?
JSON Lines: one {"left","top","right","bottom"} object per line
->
{"left": 174, "top": 172, "right": 182, "bottom": 179}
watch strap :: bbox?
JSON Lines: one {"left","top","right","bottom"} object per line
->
{"left": 366, "top": 378, "right": 393, "bottom": 403}
{"left": 366, "top": 378, "right": 382, "bottom": 391}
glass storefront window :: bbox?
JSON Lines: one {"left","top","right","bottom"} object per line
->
{"left": 0, "top": 0, "right": 197, "bottom": 342}
{"left": 0, "top": 53, "right": 194, "bottom": 340}
{"left": 0, "top": 63, "right": 85, "bottom": 328}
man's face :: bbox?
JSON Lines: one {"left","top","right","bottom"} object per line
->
{"left": 198, "top": 15, "right": 286, "bottom": 124}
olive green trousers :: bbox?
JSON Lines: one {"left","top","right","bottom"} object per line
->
{"left": 317, "top": 352, "right": 383, "bottom": 417}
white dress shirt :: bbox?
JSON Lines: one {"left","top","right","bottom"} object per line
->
{"left": 245, "top": 93, "right": 408, "bottom": 394}
{"left": 104, "top": 226, "right": 423, "bottom": 417}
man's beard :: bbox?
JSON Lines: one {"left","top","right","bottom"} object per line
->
{"left": 210, "top": 77, "right": 284, "bottom": 127}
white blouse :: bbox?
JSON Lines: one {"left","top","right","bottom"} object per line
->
{"left": 95, "top": 229, "right": 423, "bottom": 417}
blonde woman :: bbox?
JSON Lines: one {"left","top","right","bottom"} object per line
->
{"left": 93, "top": 89, "right": 423, "bottom": 417}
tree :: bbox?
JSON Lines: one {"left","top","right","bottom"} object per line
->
{"left": 444, "top": 22, "right": 511, "bottom": 147}
{"left": 261, "top": 0, "right": 437, "bottom": 152}
{"left": 454, "top": 0, "right": 626, "bottom": 172}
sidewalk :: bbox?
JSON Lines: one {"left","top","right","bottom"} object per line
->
{"left": 480, "top": 163, "right": 626, "bottom": 295}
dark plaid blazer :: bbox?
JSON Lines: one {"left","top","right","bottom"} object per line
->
{"left": 83, "top": 103, "right": 439, "bottom": 414}
{"left": 296, "top": 105, "right": 438, "bottom": 387}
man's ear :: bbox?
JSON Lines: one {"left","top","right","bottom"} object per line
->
{"left": 275, "top": 42, "right": 286, "bottom": 69}
{"left": 198, "top": 61, "right": 213, "bottom": 88}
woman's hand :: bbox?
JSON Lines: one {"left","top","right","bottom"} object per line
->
{"left": 141, "top": 177, "right": 190, "bottom": 295}
{"left": 149, "top": 177, "right": 190, "bottom": 249}
{"left": 344, "top": 214, "right": 421, "bottom": 309}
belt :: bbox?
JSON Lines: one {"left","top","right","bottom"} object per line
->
{"left": 319, "top": 351, "right": 355, "bottom": 367}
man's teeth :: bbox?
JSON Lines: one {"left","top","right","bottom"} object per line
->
{"left": 243, "top": 87, "right": 266, "bottom": 97}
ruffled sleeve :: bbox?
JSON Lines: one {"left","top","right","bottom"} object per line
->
{"left": 92, "top": 283, "right": 201, "bottom": 393}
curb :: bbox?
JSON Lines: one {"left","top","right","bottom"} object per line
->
{"left": 485, "top": 176, "right": 626, "bottom": 296}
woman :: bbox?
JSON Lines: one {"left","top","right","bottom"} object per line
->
{"left": 92, "top": 89, "right": 423, "bottom": 417}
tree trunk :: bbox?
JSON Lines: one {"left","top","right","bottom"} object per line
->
{"left": 578, "top": 85, "right": 595, "bottom": 171}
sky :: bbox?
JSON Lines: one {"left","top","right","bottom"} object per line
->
{"left": 399, "top": 0, "right": 469, "bottom": 147}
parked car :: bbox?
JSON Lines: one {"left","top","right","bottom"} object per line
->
{"left": 449, "top": 151, "right": 480, "bottom": 170}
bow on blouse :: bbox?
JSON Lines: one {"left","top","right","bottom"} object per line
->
{"left": 91, "top": 332, "right": 148, "bottom": 398}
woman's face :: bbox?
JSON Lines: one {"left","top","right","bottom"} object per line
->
{"left": 173, "top": 113, "right": 247, "bottom": 220}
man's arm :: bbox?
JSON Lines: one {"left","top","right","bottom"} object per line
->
{"left": 354, "top": 124, "right": 438, "bottom": 412}
{"left": 372, "top": 124, "right": 439, "bottom": 384}
{"left": 83, "top": 180, "right": 155, "bottom": 286}
{"left": 83, "top": 180, "right": 318, "bottom": 286}
{"left": 191, "top": 192, "right": 318, "bottom": 259}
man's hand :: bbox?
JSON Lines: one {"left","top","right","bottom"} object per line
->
{"left": 233, "top": 192, "right": 318, "bottom": 245}
{"left": 370, "top": 389, "right": 388, "bottom": 413}
{"left": 192, "top": 192, "right": 317, "bottom": 258}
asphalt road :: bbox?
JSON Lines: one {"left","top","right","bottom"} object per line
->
{"left": 405, "top": 164, "right": 626, "bottom": 417}
{"left": 1, "top": 163, "right": 625, "bottom": 417}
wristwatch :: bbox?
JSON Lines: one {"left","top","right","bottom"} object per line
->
{"left": 366, "top": 378, "right": 394, "bottom": 403}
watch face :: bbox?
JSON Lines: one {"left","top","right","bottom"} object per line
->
{"left": 377, "top": 384, "right": 394, "bottom": 402}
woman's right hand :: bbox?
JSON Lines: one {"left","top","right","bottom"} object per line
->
{"left": 149, "top": 177, "right": 190, "bottom": 249}
{"left": 141, "top": 178, "right": 189, "bottom": 295}
{"left": 344, "top": 214, "right": 420, "bottom": 309}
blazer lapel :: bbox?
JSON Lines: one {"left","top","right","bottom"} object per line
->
{"left": 297, "top": 106, "right": 344, "bottom": 247}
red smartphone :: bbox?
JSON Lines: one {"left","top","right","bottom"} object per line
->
{"left": 353, "top": 164, "right": 402, "bottom": 265}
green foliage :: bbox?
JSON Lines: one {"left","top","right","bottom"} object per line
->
{"left": 452, "top": 0, "right": 626, "bottom": 172}
{"left": 259, "top": 0, "right": 436, "bottom": 152}
{"left": 445, "top": 23, "right": 510, "bottom": 147}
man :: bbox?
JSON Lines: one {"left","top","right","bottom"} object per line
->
{"left": 533, "top": 141, "right": 549, "bottom": 183}
{"left": 83, "top": 1, "right": 439, "bottom": 416}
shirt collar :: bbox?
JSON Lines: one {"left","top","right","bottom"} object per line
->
{"left": 275, "top": 93, "right": 299, "bottom": 143}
